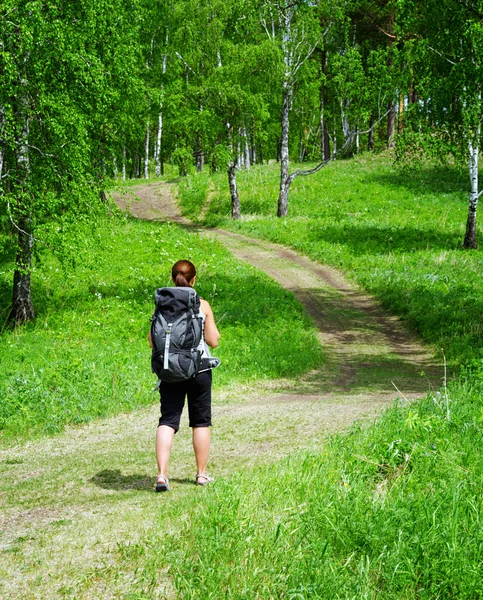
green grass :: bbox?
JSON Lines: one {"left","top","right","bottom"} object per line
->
{"left": 178, "top": 170, "right": 211, "bottom": 218}
{"left": 122, "top": 376, "right": 483, "bottom": 599}
{"left": 0, "top": 212, "right": 322, "bottom": 440}
{"left": 194, "top": 154, "right": 481, "bottom": 367}
{"left": 3, "top": 155, "right": 483, "bottom": 598}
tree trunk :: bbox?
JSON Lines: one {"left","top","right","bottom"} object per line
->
{"left": 398, "top": 92, "right": 405, "bottom": 133}
{"left": 155, "top": 109, "right": 162, "bottom": 177}
{"left": 236, "top": 134, "right": 243, "bottom": 169}
{"left": 386, "top": 9, "right": 396, "bottom": 149}
{"left": 122, "top": 146, "right": 126, "bottom": 181}
{"left": 387, "top": 102, "right": 396, "bottom": 148}
{"left": 11, "top": 98, "right": 35, "bottom": 323}
{"left": 243, "top": 128, "right": 250, "bottom": 170}
{"left": 341, "top": 99, "right": 351, "bottom": 149}
{"left": 277, "top": 80, "right": 292, "bottom": 217}
{"left": 464, "top": 135, "right": 480, "bottom": 249}
{"left": 135, "top": 152, "right": 140, "bottom": 178}
{"left": 11, "top": 226, "right": 35, "bottom": 323}
{"left": 228, "top": 161, "right": 241, "bottom": 219}
{"left": 155, "top": 53, "right": 167, "bottom": 178}
{"left": 144, "top": 120, "right": 150, "bottom": 179}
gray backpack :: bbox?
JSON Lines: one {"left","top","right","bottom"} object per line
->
{"left": 150, "top": 287, "right": 204, "bottom": 383}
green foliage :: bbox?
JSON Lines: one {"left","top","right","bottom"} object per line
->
{"left": 0, "top": 214, "right": 322, "bottom": 439}
{"left": 172, "top": 146, "right": 194, "bottom": 177}
{"left": 0, "top": 0, "right": 147, "bottom": 317}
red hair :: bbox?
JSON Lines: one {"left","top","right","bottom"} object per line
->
{"left": 171, "top": 260, "right": 196, "bottom": 287}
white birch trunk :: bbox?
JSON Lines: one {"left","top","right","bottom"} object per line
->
{"left": 243, "top": 127, "right": 250, "bottom": 170}
{"left": 236, "top": 135, "right": 242, "bottom": 169}
{"left": 155, "top": 53, "right": 167, "bottom": 178}
{"left": 155, "top": 110, "right": 162, "bottom": 177}
{"left": 122, "top": 147, "right": 126, "bottom": 181}
{"left": 464, "top": 130, "right": 480, "bottom": 248}
{"left": 340, "top": 99, "right": 352, "bottom": 151}
{"left": 12, "top": 85, "right": 35, "bottom": 322}
{"left": 277, "top": 10, "right": 293, "bottom": 217}
{"left": 278, "top": 79, "right": 292, "bottom": 217}
{"left": 144, "top": 120, "right": 150, "bottom": 179}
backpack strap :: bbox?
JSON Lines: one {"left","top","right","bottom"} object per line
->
{"left": 163, "top": 323, "right": 172, "bottom": 370}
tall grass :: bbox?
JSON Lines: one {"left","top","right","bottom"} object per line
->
{"left": 127, "top": 375, "right": 483, "bottom": 598}
{"left": 0, "top": 213, "right": 322, "bottom": 440}
{"left": 197, "top": 155, "right": 481, "bottom": 367}
{"left": 178, "top": 170, "right": 211, "bottom": 218}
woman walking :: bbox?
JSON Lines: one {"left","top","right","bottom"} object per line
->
{"left": 148, "top": 260, "right": 220, "bottom": 492}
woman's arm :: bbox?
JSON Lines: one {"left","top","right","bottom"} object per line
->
{"left": 200, "top": 298, "right": 220, "bottom": 348}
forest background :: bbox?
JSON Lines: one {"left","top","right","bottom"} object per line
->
{"left": 2, "top": 0, "right": 483, "bottom": 323}
{"left": 2, "top": 1, "right": 483, "bottom": 597}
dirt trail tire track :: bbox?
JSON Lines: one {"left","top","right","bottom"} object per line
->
{"left": 116, "top": 181, "right": 441, "bottom": 404}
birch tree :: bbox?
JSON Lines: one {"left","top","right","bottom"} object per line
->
{"left": 398, "top": 0, "right": 483, "bottom": 248}
{"left": 258, "top": 1, "right": 322, "bottom": 216}
{"left": 0, "top": 0, "right": 143, "bottom": 322}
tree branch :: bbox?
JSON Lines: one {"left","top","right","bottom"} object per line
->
{"left": 6, "top": 199, "right": 55, "bottom": 253}
{"left": 423, "top": 42, "right": 460, "bottom": 65}
{"left": 175, "top": 51, "right": 197, "bottom": 75}
{"left": 287, "top": 109, "right": 391, "bottom": 185}
{"left": 452, "top": 0, "right": 483, "bottom": 20}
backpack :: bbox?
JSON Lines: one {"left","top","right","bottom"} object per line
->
{"left": 150, "top": 287, "right": 204, "bottom": 383}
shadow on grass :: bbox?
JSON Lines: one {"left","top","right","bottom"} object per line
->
{"left": 91, "top": 470, "right": 198, "bottom": 492}
{"left": 363, "top": 164, "right": 468, "bottom": 197}
{"left": 91, "top": 469, "right": 153, "bottom": 492}
{"left": 309, "top": 222, "right": 463, "bottom": 254}
{"left": 27, "top": 258, "right": 307, "bottom": 332}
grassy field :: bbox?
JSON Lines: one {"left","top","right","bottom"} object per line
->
{"left": 180, "top": 154, "right": 482, "bottom": 368}
{"left": 2, "top": 155, "right": 483, "bottom": 598}
{"left": 128, "top": 154, "right": 483, "bottom": 598}
{"left": 0, "top": 212, "right": 322, "bottom": 440}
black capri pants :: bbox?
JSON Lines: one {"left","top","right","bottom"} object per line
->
{"left": 158, "top": 370, "right": 212, "bottom": 432}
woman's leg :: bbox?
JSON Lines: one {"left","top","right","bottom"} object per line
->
{"left": 192, "top": 426, "right": 211, "bottom": 476}
{"left": 156, "top": 380, "right": 185, "bottom": 482}
{"left": 187, "top": 371, "right": 213, "bottom": 478}
{"left": 156, "top": 425, "right": 175, "bottom": 478}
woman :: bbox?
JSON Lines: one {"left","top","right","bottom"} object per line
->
{"left": 148, "top": 259, "right": 220, "bottom": 492}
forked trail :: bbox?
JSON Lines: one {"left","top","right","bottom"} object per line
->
{"left": 0, "top": 181, "right": 441, "bottom": 599}
{"left": 118, "top": 180, "right": 441, "bottom": 403}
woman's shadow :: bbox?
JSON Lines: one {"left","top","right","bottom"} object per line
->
{"left": 91, "top": 469, "right": 193, "bottom": 492}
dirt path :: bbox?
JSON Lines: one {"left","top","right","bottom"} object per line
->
{"left": 0, "top": 182, "right": 441, "bottom": 599}
{"left": 115, "top": 181, "right": 441, "bottom": 405}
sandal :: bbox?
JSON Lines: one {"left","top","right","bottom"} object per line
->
{"left": 155, "top": 475, "right": 171, "bottom": 492}
{"left": 196, "top": 473, "right": 214, "bottom": 486}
